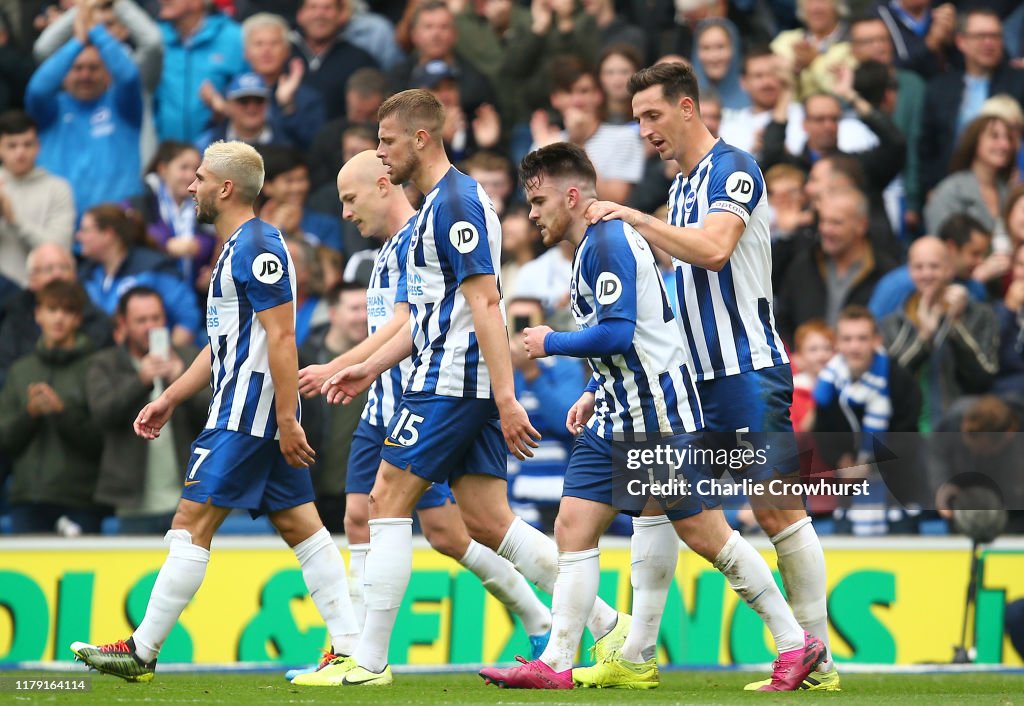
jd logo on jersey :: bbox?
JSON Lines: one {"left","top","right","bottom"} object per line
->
{"left": 253, "top": 253, "right": 284, "bottom": 284}
{"left": 596, "top": 272, "right": 623, "bottom": 305}
{"left": 725, "top": 172, "right": 755, "bottom": 204}
{"left": 450, "top": 221, "right": 480, "bottom": 254}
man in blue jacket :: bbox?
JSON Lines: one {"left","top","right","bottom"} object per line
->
{"left": 155, "top": 0, "right": 245, "bottom": 143}
{"left": 26, "top": 19, "right": 142, "bottom": 217}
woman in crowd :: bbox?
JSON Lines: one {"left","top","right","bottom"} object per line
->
{"left": 690, "top": 18, "right": 748, "bottom": 111}
{"left": 597, "top": 43, "right": 643, "bottom": 125}
{"left": 994, "top": 243, "right": 1024, "bottom": 396}
{"left": 924, "top": 115, "right": 1019, "bottom": 236}
{"left": 127, "top": 141, "right": 216, "bottom": 292}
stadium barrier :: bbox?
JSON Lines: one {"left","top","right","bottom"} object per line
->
{"left": 1, "top": 536, "right": 1021, "bottom": 667}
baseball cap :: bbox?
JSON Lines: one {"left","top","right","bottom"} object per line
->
{"left": 410, "top": 60, "right": 459, "bottom": 90}
{"left": 226, "top": 73, "right": 269, "bottom": 101}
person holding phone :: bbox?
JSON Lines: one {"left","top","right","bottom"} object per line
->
{"left": 87, "top": 286, "right": 209, "bottom": 535}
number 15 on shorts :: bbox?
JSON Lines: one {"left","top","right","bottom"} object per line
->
{"left": 387, "top": 409, "right": 424, "bottom": 447}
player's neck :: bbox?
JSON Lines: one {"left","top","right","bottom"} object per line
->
{"left": 675, "top": 126, "right": 719, "bottom": 176}
{"left": 385, "top": 198, "right": 417, "bottom": 237}
{"left": 217, "top": 206, "right": 256, "bottom": 240}
{"left": 567, "top": 199, "right": 597, "bottom": 246}
{"left": 413, "top": 154, "right": 452, "bottom": 195}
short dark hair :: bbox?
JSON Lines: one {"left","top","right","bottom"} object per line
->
{"left": 36, "top": 279, "right": 86, "bottom": 315}
{"left": 837, "top": 305, "right": 877, "bottom": 333}
{"left": 938, "top": 212, "right": 991, "bottom": 247}
{"left": 821, "top": 153, "right": 867, "bottom": 193}
{"left": 627, "top": 61, "right": 700, "bottom": 103}
{"left": 853, "top": 60, "right": 894, "bottom": 109}
{"left": 327, "top": 280, "right": 367, "bottom": 305}
{"left": 410, "top": 0, "right": 449, "bottom": 30}
{"left": 519, "top": 142, "right": 597, "bottom": 192}
{"left": 145, "top": 140, "right": 199, "bottom": 177}
{"left": 117, "top": 285, "right": 163, "bottom": 318}
{"left": 742, "top": 45, "right": 776, "bottom": 73}
{"left": 550, "top": 54, "right": 596, "bottom": 95}
{"left": 957, "top": 8, "right": 1001, "bottom": 35}
{"left": 377, "top": 88, "right": 444, "bottom": 139}
{"left": 342, "top": 123, "right": 377, "bottom": 145}
{"left": 0, "top": 110, "right": 36, "bottom": 138}
{"left": 347, "top": 67, "right": 389, "bottom": 97}
{"left": 259, "top": 145, "right": 307, "bottom": 182}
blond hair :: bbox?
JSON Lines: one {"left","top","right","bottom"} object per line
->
{"left": 203, "top": 141, "right": 265, "bottom": 203}
{"left": 378, "top": 89, "right": 444, "bottom": 140}
{"left": 242, "top": 12, "right": 290, "bottom": 44}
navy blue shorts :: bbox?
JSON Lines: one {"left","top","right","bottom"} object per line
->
{"left": 347, "top": 417, "right": 455, "bottom": 508}
{"left": 181, "top": 428, "right": 315, "bottom": 518}
{"left": 697, "top": 365, "right": 800, "bottom": 479}
{"left": 379, "top": 393, "right": 507, "bottom": 485}
{"left": 562, "top": 427, "right": 720, "bottom": 520}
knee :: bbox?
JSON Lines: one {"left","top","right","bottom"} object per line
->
{"left": 423, "top": 523, "right": 468, "bottom": 560}
{"left": 554, "top": 512, "right": 598, "bottom": 552}
{"left": 459, "top": 511, "right": 505, "bottom": 551}
{"left": 754, "top": 507, "right": 805, "bottom": 539}
{"left": 345, "top": 506, "right": 369, "bottom": 543}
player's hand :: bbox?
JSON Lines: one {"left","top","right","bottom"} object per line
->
{"left": 498, "top": 398, "right": 541, "bottom": 459}
{"left": 278, "top": 419, "right": 316, "bottom": 468}
{"left": 323, "top": 363, "right": 374, "bottom": 405}
{"left": 298, "top": 362, "right": 337, "bottom": 398}
{"left": 585, "top": 200, "right": 641, "bottom": 227}
{"left": 134, "top": 394, "right": 175, "bottom": 439}
{"left": 566, "top": 390, "right": 595, "bottom": 435}
{"left": 522, "top": 325, "right": 553, "bottom": 359}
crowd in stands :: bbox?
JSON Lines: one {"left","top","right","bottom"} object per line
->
{"left": 0, "top": 0, "right": 1022, "bottom": 537}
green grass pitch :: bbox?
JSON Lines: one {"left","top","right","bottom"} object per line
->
{"left": 2, "top": 670, "right": 1022, "bottom": 705}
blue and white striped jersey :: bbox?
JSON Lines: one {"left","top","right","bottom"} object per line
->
{"left": 362, "top": 218, "right": 415, "bottom": 427}
{"left": 205, "top": 219, "right": 297, "bottom": 439}
{"left": 571, "top": 219, "right": 703, "bottom": 438}
{"left": 666, "top": 140, "right": 788, "bottom": 381}
{"left": 405, "top": 167, "right": 503, "bottom": 399}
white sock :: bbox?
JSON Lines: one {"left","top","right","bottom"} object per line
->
{"left": 620, "top": 516, "right": 678, "bottom": 663}
{"left": 538, "top": 548, "right": 600, "bottom": 672}
{"left": 713, "top": 530, "right": 803, "bottom": 653}
{"left": 132, "top": 529, "right": 209, "bottom": 662}
{"left": 497, "top": 516, "right": 618, "bottom": 640}
{"left": 460, "top": 539, "right": 551, "bottom": 636}
{"left": 348, "top": 543, "right": 370, "bottom": 631}
{"left": 353, "top": 518, "right": 412, "bottom": 673}
{"left": 772, "top": 517, "right": 831, "bottom": 670}
{"left": 293, "top": 527, "right": 359, "bottom": 656}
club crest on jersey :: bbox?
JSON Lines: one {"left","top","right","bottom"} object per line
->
{"left": 252, "top": 253, "right": 284, "bottom": 284}
{"left": 725, "top": 171, "right": 755, "bottom": 204}
{"left": 684, "top": 189, "right": 696, "bottom": 211}
{"left": 595, "top": 272, "right": 622, "bottom": 305}
{"left": 449, "top": 221, "right": 480, "bottom": 253}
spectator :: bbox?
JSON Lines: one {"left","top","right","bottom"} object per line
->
{"left": 790, "top": 318, "right": 834, "bottom": 431}
{"left": 929, "top": 395, "right": 1024, "bottom": 535}
{"left": 993, "top": 243, "right": 1024, "bottom": 396}
{"left": 128, "top": 141, "right": 217, "bottom": 291}
{"left": 506, "top": 295, "right": 585, "bottom": 527}
{"left": 919, "top": 9, "right": 1024, "bottom": 196}
{"left": 0, "top": 243, "right": 113, "bottom": 386}
{"left": 156, "top": 0, "right": 244, "bottom": 143}
{"left": 976, "top": 94, "right": 1024, "bottom": 211}
{"left": 77, "top": 203, "right": 200, "bottom": 346}
{"left": 88, "top": 286, "right": 207, "bottom": 535}
{"left": 870, "top": 214, "right": 993, "bottom": 322}
{"left": 812, "top": 305, "right": 921, "bottom": 535}
{"left": 0, "top": 110, "right": 75, "bottom": 288}
{"left": 882, "top": 236, "right": 998, "bottom": 431}
{"left": 390, "top": 0, "right": 498, "bottom": 118}
{"left": 461, "top": 150, "right": 514, "bottom": 219}
{"left": 720, "top": 47, "right": 807, "bottom": 160}
{"left": 777, "top": 187, "right": 896, "bottom": 343}
{"left": 699, "top": 86, "right": 722, "bottom": 136}
{"left": 691, "top": 18, "right": 748, "bottom": 110}
{"left": 284, "top": 237, "right": 328, "bottom": 346}
{"left": 195, "top": 72, "right": 294, "bottom": 151}
{"left": 306, "top": 66, "right": 388, "bottom": 191}
{"left": 0, "top": 10, "right": 32, "bottom": 113}
{"left": 765, "top": 163, "right": 815, "bottom": 291}
{"left": 0, "top": 279, "right": 105, "bottom": 534}
{"left": 771, "top": 0, "right": 852, "bottom": 100}
{"left": 26, "top": 14, "right": 143, "bottom": 216}
{"left": 258, "top": 145, "right": 343, "bottom": 253}
{"left": 579, "top": 0, "right": 644, "bottom": 56}
{"left": 849, "top": 17, "right": 927, "bottom": 237}
{"left": 298, "top": 282, "right": 367, "bottom": 531}
{"left": 533, "top": 57, "right": 644, "bottom": 203}
{"left": 411, "top": 58, "right": 500, "bottom": 163}
{"left": 1007, "top": 183, "right": 1024, "bottom": 252}
{"left": 291, "top": 0, "right": 378, "bottom": 120}
{"left": 327, "top": 0, "right": 403, "bottom": 70}
{"left": 514, "top": 240, "right": 574, "bottom": 323}
{"left": 871, "top": 0, "right": 956, "bottom": 79}
{"left": 33, "top": 0, "right": 162, "bottom": 163}
{"left": 761, "top": 80, "right": 906, "bottom": 208}
{"left": 240, "top": 13, "right": 326, "bottom": 150}
{"left": 924, "top": 114, "right": 1018, "bottom": 236}
{"left": 597, "top": 43, "right": 643, "bottom": 125}
{"left": 499, "top": 202, "right": 541, "bottom": 299}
